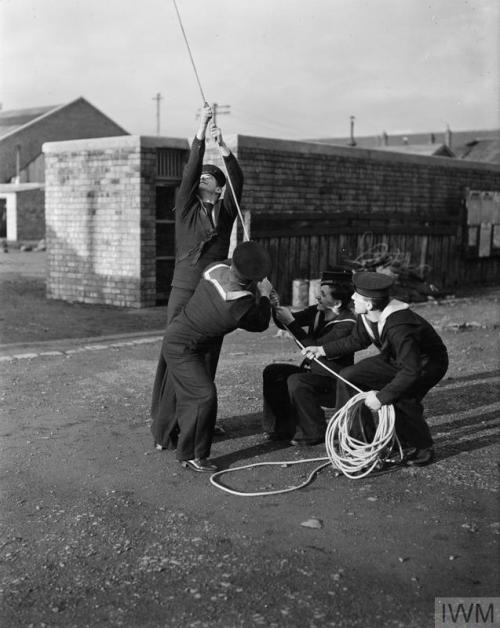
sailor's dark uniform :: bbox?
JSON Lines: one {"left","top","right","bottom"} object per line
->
{"left": 326, "top": 299, "right": 448, "bottom": 449}
{"left": 150, "top": 136, "right": 243, "bottom": 447}
{"left": 163, "top": 261, "right": 271, "bottom": 462}
{"left": 263, "top": 305, "right": 355, "bottom": 442}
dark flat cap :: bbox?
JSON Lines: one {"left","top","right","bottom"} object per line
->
{"left": 232, "top": 241, "right": 272, "bottom": 281}
{"left": 201, "top": 164, "right": 226, "bottom": 187}
{"left": 320, "top": 266, "right": 353, "bottom": 285}
{"left": 320, "top": 267, "right": 353, "bottom": 297}
{"left": 353, "top": 272, "right": 394, "bottom": 298}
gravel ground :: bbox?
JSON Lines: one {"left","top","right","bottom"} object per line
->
{"left": 0, "top": 251, "right": 499, "bottom": 627}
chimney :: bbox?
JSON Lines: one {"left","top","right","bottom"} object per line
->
{"left": 430, "top": 133, "right": 436, "bottom": 144}
{"left": 382, "top": 130, "right": 388, "bottom": 146}
{"left": 348, "top": 115, "right": 357, "bottom": 147}
{"left": 403, "top": 136, "right": 409, "bottom": 145}
{"left": 445, "top": 125, "right": 452, "bottom": 148}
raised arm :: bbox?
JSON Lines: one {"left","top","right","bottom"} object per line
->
{"left": 176, "top": 104, "right": 212, "bottom": 215}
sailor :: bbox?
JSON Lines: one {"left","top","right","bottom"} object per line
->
{"left": 163, "top": 241, "right": 273, "bottom": 472}
{"left": 151, "top": 103, "right": 244, "bottom": 449}
{"left": 302, "top": 271, "right": 448, "bottom": 466}
{"left": 262, "top": 267, "right": 356, "bottom": 446}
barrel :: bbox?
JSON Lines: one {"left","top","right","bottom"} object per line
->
{"left": 308, "top": 278, "right": 321, "bottom": 305}
{"left": 292, "top": 279, "right": 309, "bottom": 308}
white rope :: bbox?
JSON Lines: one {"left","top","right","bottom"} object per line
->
{"left": 209, "top": 326, "right": 402, "bottom": 495}
{"left": 325, "top": 393, "right": 398, "bottom": 479}
{"left": 209, "top": 399, "right": 399, "bottom": 495}
{"left": 216, "top": 143, "right": 250, "bottom": 242}
{"left": 209, "top": 458, "right": 331, "bottom": 497}
{"left": 172, "top": 0, "right": 207, "bottom": 103}
{"left": 171, "top": 0, "right": 250, "bottom": 242}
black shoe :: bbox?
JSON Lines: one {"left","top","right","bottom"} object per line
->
{"left": 406, "top": 447, "right": 434, "bottom": 467}
{"left": 290, "top": 437, "right": 324, "bottom": 447}
{"left": 264, "top": 431, "right": 292, "bottom": 442}
{"left": 180, "top": 458, "right": 218, "bottom": 473}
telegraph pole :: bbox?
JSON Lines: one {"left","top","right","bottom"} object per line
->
{"left": 153, "top": 93, "right": 163, "bottom": 135}
{"left": 211, "top": 102, "right": 230, "bottom": 126}
{"left": 349, "top": 115, "right": 357, "bottom": 147}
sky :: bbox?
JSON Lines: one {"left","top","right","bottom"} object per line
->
{"left": 0, "top": 0, "right": 498, "bottom": 141}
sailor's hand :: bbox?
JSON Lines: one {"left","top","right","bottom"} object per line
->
{"left": 196, "top": 104, "right": 213, "bottom": 140}
{"left": 301, "top": 345, "right": 326, "bottom": 360}
{"left": 269, "top": 289, "right": 280, "bottom": 307}
{"left": 274, "top": 306, "right": 294, "bottom": 325}
{"left": 200, "top": 103, "right": 213, "bottom": 126}
{"left": 364, "top": 390, "right": 382, "bottom": 411}
{"left": 257, "top": 277, "right": 273, "bottom": 298}
{"left": 210, "top": 125, "right": 224, "bottom": 145}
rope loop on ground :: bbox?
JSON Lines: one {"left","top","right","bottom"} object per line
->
{"left": 209, "top": 394, "right": 400, "bottom": 496}
{"left": 325, "top": 393, "right": 398, "bottom": 479}
{"left": 209, "top": 458, "right": 331, "bottom": 497}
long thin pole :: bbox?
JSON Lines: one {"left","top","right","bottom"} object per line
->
{"left": 172, "top": 0, "right": 207, "bottom": 104}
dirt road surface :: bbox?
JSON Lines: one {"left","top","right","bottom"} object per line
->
{"left": 1, "top": 251, "right": 499, "bottom": 627}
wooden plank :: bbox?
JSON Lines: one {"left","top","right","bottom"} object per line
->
{"left": 328, "top": 236, "right": 339, "bottom": 268}
{"left": 298, "top": 236, "right": 310, "bottom": 277}
{"left": 309, "top": 235, "right": 320, "bottom": 278}
{"left": 318, "top": 235, "right": 329, "bottom": 273}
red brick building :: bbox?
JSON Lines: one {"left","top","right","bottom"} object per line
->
{"left": 0, "top": 97, "right": 128, "bottom": 242}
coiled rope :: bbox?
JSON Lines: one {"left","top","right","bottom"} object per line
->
{"left": 325, "top": 394, "right": 398, "bottom": 479}
{"left": 209, "top": 335, "right": 401, "bottom": 496}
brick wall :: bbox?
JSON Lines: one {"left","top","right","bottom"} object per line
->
{"left": 221, "top": 136, "right": 499, "bottom": 298}
{"left": 43, "top": 136, "right": 182, "bottom": 307}
{"left": 43, "top": 133, "right": 500, "bottom": 308}
{"left": 232, "top": 135, "right": 500, "bottom": 216}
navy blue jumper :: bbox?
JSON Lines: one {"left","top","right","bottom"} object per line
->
{"left": 263, "top": 305, "right": 356, "bottom": 442}
{"left": 164, "top": 261, "right": 271, "bottom": 461}
{"left": 324, "top": 300, "right": 448, "bottom": 449}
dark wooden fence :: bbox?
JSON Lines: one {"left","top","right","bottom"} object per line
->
{"left": 249, "top": 209, "right": 499, "bottom": 303}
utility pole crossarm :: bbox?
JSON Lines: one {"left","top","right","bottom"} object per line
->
{"left": 196, "top": 103, "right": 231, "bottom": 126}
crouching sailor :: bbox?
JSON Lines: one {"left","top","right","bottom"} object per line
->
{"left": 262, "top": 267, "right": 356, "bottom": 445}
{"left": 302, "top": 272, "right": 448, "bottom": 466}
{"left": 164, "top": 241, "right": 273, "bottom": 472}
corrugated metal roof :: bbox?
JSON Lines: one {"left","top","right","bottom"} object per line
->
{"left": 459, "top": 139, "right": 500, "bottom": 164}
{"left": 309, "top": 129, "right": 500, "bottom": 158}
{"left": 372, "top": 144, "right": 455, "bottom": 157}
{"left": 0, "top": 105, "right": 61, "bottom": 138}
{"left": 0, "top": 125, "right": 23, "bottom": 138}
